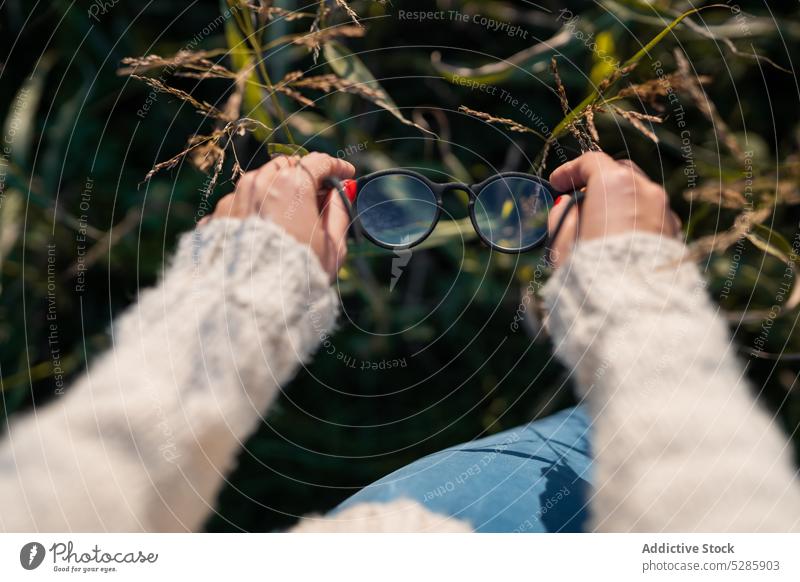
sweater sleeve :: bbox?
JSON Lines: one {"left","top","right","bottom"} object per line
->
{"left": 0, "top": 217, "right": 339, "bottom": 532}
{"left": 541, "top": 231, "right": 800, "bottom": 532}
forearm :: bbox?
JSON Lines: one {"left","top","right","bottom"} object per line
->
{"left": 0, "top": 217, "right": 337, "bottom": 531}
{"left": 543, "top": 232, "right": 800, "bottom": 532}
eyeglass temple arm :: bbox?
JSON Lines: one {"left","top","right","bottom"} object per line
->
{"left": 547, "top": 190, "right": 586, "bottom": 257}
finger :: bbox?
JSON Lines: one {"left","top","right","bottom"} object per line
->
{"left": 314, "top": 190, "right": 351, "bottom": 279}
{"left": 547, "top": 195, "right": 573, "bottom": 237}
{"left": 321, "top": 185, "right": 352, "bottom": 253}
{"left": 244, "top": 155, "right": 296, "bottom": 195}
{"left": 234, "top": 170, "right": 256, "bottom": 196}
{"left": 616, "top": 158, "right": 648, "bottom": 177}
{"left": 232, "top": 186, "right": 254, "bottom": 216}
{"left": 670, "top": 210, "right": 683, "bottom": 238}
{"left": 298, "top": 152, "right": 356, "bottom": 192}
{"left": 314, "top": 154, "right": 357, "bottom": 213}
{"left": 229, "top": 172, "right": 257, "bottom": 215}
{"left": 265, "top": 154, "right": 298, "bottom": 173}
{"left": 549, "top": 151, "right": 619, "bottom": 192}
{"left": 197, "top": 215, "right": 211, "bottom": 226}
{"left": 213, "top": 193, "right": 237, "bottom": 218}
{"left": 547, "top": 195, "right": 580, "bottom": 267}
{"left": 308, "top": 152, "right": 356, "bottom": 180}
{"left": 252, "top": 166, "right": 295, "bottom": 217}
{"left": 253, "top": 156, "right": 284, "bottom": 192}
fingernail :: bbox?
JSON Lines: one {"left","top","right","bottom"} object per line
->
{"left": 554, "top": 195, "right": 564, "bottom": 206}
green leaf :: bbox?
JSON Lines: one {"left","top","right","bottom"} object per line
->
{"left": 746, "top": 225, "right": 800, "bottom": 312}
{"left": 223, "top": 7, "right": 251, "bottom": 70}
{"left": 749, "top": 224, "right": 795, "bottom": 263}
{"left": 267, "top": 143, "right": 309, "bottom": 157}
{"left": 548, "top": 4, "right": 729, "bottom": 144}
{"left": 42, "top": 78, "right": 93, "bottom": 197}
{"left": 3, "top": 54, "right": 56, "bottom": 169}
{"left": 224, "top": 4, "right": 273, "bottom": 141}
{"left": 287, "top": 111, "right": 337, "bottom": 139}
{"left": 431, "top": 29, "right": 574, "bottom": 85}
{"left": 0, "top": 189, "right": 23, "bottom": 295}
{"left": 619, "top": 5, "right": 729, "bottom": 71}
{"left": 1, "top": 56, "right": 55, "bottom": 293}
{"left": 323, "top": 41, "right": 434, "bottom": 136}
{"left": 590, "top": 31, "right": 620, "bottom": 86}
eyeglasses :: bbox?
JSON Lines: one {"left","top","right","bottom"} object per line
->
{"left": 329, "top": 170, "right": 575, "bottom": 254}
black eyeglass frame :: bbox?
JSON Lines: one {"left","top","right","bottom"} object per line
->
{"left": 349, "top": 169, "right": 566, "bottom": 254}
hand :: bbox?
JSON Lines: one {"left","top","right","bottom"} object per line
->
{"left": 202, "top": 152, "right": 356, "bottom": 280}
{"left": 546, "top": 152, "right": 681, "bottom": 268}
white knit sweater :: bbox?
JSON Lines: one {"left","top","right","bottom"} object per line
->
{"left": 0, "top": 217, "right": 797, "bottom": 532}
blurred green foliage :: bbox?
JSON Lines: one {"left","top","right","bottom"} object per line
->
{"left": 1, "top": 0, "right": 799, "bottom": 531}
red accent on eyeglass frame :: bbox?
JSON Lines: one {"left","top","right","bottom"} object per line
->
{"left": 342, "top": 179, "right": 358, "bottom": 203}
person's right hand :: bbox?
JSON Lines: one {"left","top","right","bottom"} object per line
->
{"left": 201, "top": 152, "right": 355, "bottom": 280}
{"left": 546, "top": 152, "right": 681, "bottom": 268}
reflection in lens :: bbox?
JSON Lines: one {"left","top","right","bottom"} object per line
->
{"left": 356, "top": 174, "right": 438, "bottom": 247}
{"left": 473, "top": 177, "right": 552, "bottom": 251}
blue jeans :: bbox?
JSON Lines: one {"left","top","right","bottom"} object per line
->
{"left": 336, "top": 406, "right": 592, "bottom": 532}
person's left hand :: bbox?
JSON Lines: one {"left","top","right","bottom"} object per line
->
{"left": 546, "top": 153, "right": 682, "bottom": 268}
{"left": 201, "top": 152, "right": 356, "bottom": 280}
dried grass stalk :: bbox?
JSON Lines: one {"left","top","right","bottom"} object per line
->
{"left": 307, "top": 1, "right": 330, "bottom": 62}
{"left": 121, "top": 52, "right": 235, "bottom": 83}
{"left": 611, "top": 105, "right": 662, "bottom": 143}
{"left": 458, "top": 106, "right": 542, "bottom": 136}
{"left": 191, "top": 139, "right": 226, "bottom": 178}
{"left": 246, "top": 3, "right": 315, "bottom": 21}
{"left": 143, "top": 118, "right": 266, "bottom": 182}
{"left": 129, "top": 75, "right": 231, "bottom": 120}
{"left": 334, "top": 0, "right": 363, "bottom": 27}
{"left": 295, "top": 74, "right": 384, "bottom": 101}
{"left": 686, "top": 167, "right": 800, "bottom": 208}
{"left": 279, "top": 70, "right": 305, "bottom": 85}
{"left": 617, "top": 72, "right": 711, "bottom": 104}
{"left": 220, "top": 76, "right": 245, "bottom": 131}
{"left": 552, "top": 57, "right": 598, "bottom": 151}
{"left": 584, "top": 106, "right": 600, "bottom": 143}
{"left": 119, "top": 52, "right": 201, "bottom": 75}
{"left": 674, "top": 49, "right": 743, "bottom": 158}
{"left": 551, "top": 57, "right": 571, "bottom": 117}
{"left": 276, "top": 87, "right": 315, "bottom": 107}
{"left": 687, "top": 206, "right": 771, "bottom": 260}
{"left": 293, "top": 24, "right": 365, "bottom": 48}
{"left": 596, "top": 62, "right": 637, "bottom": 95}
{"left": 686, "top": 187, "right": 750, "bottom": 209}
{"left": 273, "top": 70, "right": 315, "bottom": 107}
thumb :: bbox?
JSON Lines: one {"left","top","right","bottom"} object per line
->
{"left": 299, "top": 152, "right": 356, "bottom": 193}
{"left": 547, "top": 194, "right": 580, "bottom": 268}
{"left": 320, "top": 185, "right": 352, "bottom": 273}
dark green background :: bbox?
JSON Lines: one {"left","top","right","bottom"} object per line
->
{"left": 1, "top": 0, "right": 798, "bottom": 531}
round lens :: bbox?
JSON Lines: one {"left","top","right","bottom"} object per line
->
{"left": 473, "top": 177, "right": 552, "bottom": 251}
{"left": 356, "top": 174, "right": 439, "bottom": 247}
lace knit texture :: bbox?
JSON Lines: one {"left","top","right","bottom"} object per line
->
{"left": 541, "top": 232, "right": 800, "bottom": 532}
{"left": 0, "top": 220, "right": 797, "bottom": 532}
{"left": 0, "top": 218, "right": 339, "bottom": 531}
